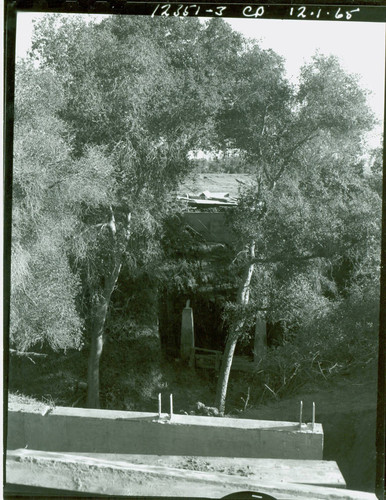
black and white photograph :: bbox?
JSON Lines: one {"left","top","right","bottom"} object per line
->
{"left": 4, "top": 3, "right": 386, "bottom": 498}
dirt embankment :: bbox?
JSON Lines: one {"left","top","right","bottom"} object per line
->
{"left": 241, "top": 363, "right": 378, "bottom": 493}
{"left": 8, "top": 357, "right": 379, "bottom": 493}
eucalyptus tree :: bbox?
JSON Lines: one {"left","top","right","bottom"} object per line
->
{"left": 30, "top": 15, "right": 244, "bottom": 407}
{"left": 214, "top": 53, "right": 379, "bottom": 413}
{"left": 11, "top": 60, "right": 83, "bottom": 352}
{"left": 19, "top": 14, "right": 377, "bottom": 414}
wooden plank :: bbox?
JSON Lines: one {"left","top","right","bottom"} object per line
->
{"left": 7, "top": 450, "right": 376, "bottom": 500}
{"left": 194, "top": 347, "right": 222, "bottom": 354}
{"left": 195, "top": 353, "right": 256, "bottom": 373}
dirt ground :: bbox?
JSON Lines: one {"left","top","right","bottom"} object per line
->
{"left": 240, "top": 361, "right": 378, "bottom": 493}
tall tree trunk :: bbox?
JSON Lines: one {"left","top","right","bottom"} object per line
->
{"left": 215, "top": 242, "right": 255, "bottom": 415}
{"left": 87, "top": 303, "right": 106, "bottom": 409}
{"left": 215, "top": 330, "right": 239, "bottom": 414}
{"left": 86, "top": 208, "right": 129, "bottom": 408}
{"left": 87, "top": 260, "right": 122, "bottom": 408}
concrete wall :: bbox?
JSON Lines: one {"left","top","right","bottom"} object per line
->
{"left": 7, "top": 404, "right": 323, "bottom": 459}
{"left": 8, "top": 450, "right": 378, "bottom": 500}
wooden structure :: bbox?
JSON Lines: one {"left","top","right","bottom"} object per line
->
{"left": 159, "top": 173, "right": 270, "bottom": 361}
{"left": 180, "top": 300, "right": 195, "bottom": 361}
{"left": 181, "top": 315, "right": 262, "bottom": 373}
{"left": 182, "top": 211, "right": 237, "bottom": 244}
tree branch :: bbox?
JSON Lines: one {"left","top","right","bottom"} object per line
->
{"left": 10, "top": 349, "right": 47, "bottom": 358}
{"left": 21, "top": 284, "right": 38, "bottom": 306}
{"left": 237, "top": 242, "right": 256, "bottom": 304}
{"left": 262, "top": 161, "right": 274, "bottom": 187}
{"left": 283, "top": 132, "right": 319, "bottom": 164}
{"left": 267, "top": 131, "right": 320, "bottom": 189}
{"left": 259, "top": 104, "right": 272, "bottom": 139}
{"left": 101, "top": 206, "right": 116, "bottom": 236}
{"left": 252, "top": 253, "right": 329, "bottom": 265}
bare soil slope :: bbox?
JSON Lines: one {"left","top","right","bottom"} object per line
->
{"left": 241, "top": 362, "right": 378, "bottom": 492}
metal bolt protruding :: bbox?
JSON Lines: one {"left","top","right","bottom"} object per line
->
{"left": 299, "top": 400, "right": 303, "bottom": 428}
{"left": 312, "top": 402, "right": 316, "bottom": 429}
{"left": 170, "top": 393, "right": 173, "bottom": 419}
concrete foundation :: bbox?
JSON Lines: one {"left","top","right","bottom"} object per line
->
{"left": 6, "top": 449, "right": 377, "bottom": 500}
{"left": 7, "top": 403, "right": 323, "bottom": 459}
{"left": 29, "top": 452, "right": 346, "bottom": 487}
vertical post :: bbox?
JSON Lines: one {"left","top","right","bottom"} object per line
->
{"left": 170, "top": 394, "right": 173, "bottom": 420}
{"left": 181, "top": 300, "right": 195, "bottom": 361}
{"left": 158, "top": 393, "right": 162, "bottom": 418}
{"left": 253, "top": 316, "right": 267, "bottom": 363}
{"left": 189, "top": 347, "right": 195, "bottom": 369}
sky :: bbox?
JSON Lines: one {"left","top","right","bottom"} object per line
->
{"left": 16, "top": 13, "right": 385, "bottom": 145}
{"left": 227, "top": 18, "right": 385, "bottom": 119}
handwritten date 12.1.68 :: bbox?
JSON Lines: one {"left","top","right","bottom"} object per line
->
{"left": 151, "top": 4, "right": 362, "bottom": 21}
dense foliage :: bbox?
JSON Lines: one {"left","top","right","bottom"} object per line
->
{"left": 11, "top": 15, "right": 381, "bottom": 411}
{"left": 11, "top": 61, "right": 83, "bottom": 351}
{"left": 204, "top": 52, "right": 380, "bottom": 412}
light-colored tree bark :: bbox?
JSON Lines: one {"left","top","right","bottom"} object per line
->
{"left": 215, "top": 242, "right": 255, "bottom": 414}
{"left": 87, "top": 209, "right": 128, "bottom": 408}
{"left": 87, "top": 259, "right": 121, "bottom": 408}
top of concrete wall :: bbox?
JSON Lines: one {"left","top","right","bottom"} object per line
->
{"left": 8, "top": 403, "right": 322, "bottom": 434}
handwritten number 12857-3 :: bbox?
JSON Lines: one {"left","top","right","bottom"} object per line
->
{"left": 151, "top": 4, "right": 226, "bottom": 17}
